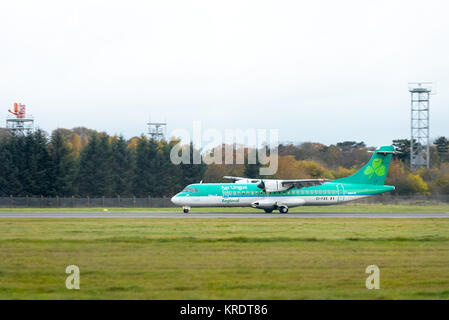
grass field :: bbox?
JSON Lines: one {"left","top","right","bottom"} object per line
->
{"left": 1, "top": 204, "right": 449, "bottom": 212}
{"left": 1, "top": 218, "right": 449, "bottom": 300}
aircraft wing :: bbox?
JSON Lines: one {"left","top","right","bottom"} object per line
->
{"left": 224, "top": 176, "right": 329, "bottom": 189}
{"left": 223, "top": 176, "right": 250, "bottom": 182}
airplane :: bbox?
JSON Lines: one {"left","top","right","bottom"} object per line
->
{"left": 171, "top": 146, "right": 395, "bottom": 213}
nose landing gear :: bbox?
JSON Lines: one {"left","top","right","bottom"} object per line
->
{"left": 182, "top": 206, "right": 190, "bottom": 214}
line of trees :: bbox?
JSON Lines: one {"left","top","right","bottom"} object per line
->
{"left": 0, "top": 129, "right": 205, "bottom": 197}
{"left": 0, "top": 127, "right": 448, "bottom": 196}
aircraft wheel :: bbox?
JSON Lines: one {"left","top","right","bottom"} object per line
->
{"left": 264, "top": 209, "right": 273, "bottom": 213}
{"left": 183, "top": 208, "right": 190, "bottom": 214}
{"left": 279, "top": 206, "right": 289, "bottom": 214}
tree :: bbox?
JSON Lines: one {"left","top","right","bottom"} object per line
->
{"left": 78, "top": 133, "right": 113, "bottom": 196}
{"left": 21, "top": 131, "right": 54, "bottom": 196}
{"left": 244, "top": 148, "right": 261, "bottom": 178}
{"left": 433, "top": 175, "right": 449, "bottom": 194}
{"left": 434, "top": 136, "right": 449, "bottom": 163}
{"left": 319, "top": 145, "right": 343, "bottom": 168}
{"left": 159, "top": 139, "right": 183, "bottom": 195}
{"left": 72, "top": 127, "right": 98, "bottom": 141}
{"left": 0, "top": 140, "right": 18, "bottom": 196}
{"left": 337, "top": 141, "right": 366, "bottom": 153}
{"left": 110, "top": 136, "right": 134, "bottom": 196}
{"left": 49, "top": 131, "right": 78, "bottom": 196}
{"left": 68, "top": 133, "right": 82, "bottom": 158}
{"left": 180, "top": 142, "right": 207, "bottom": 186}
{"left": 385, "top": 159, "right": 429, "bottom": 195}
{"left": 0, "top": 128, "right": 12, "bottom": 143}
{"left": 273, "top": 155, "right": 308, "bottom": 179}
{"left": 4, "top": 134, "right": 25, "bottom": 195}
{"left": 392, "top": 139, "right": 411, "bottom": 163}
{"left": 133, "top": 137, "right": 153, "bottom": 196}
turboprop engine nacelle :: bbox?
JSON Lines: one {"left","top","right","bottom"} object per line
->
{"left": 251, "top": 199, "right": 277, "bottom": 210}
{"left": 257, "top": 180, "right": 289, "bottom": 193}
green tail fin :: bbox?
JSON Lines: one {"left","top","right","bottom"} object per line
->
{"left": 334, "top": 146, "right": 394, "bottom": 185}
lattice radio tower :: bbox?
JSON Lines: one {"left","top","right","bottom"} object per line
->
{"left": 6, "top": 102, "right": 34, "bottom": 135}
{"left": 409, "top": 82, "right": 433, "bottom": 170}
{"left": 148, "top": 120, "right": 167, "bottom": 140}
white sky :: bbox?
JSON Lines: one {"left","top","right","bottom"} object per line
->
{"left": 1, "top": 0, "right": 448, "bottom": 146}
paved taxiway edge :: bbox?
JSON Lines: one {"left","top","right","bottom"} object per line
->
{"left": 0, "top": 212, "right": 449, "bottom": 218}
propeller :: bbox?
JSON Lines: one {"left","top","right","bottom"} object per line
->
{"left": 257, "top": 180, "right": 266, "bottom": 194}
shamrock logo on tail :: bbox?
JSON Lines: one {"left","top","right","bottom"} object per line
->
{"left": 364, "top": 158, "right": 386, "bottom": 179}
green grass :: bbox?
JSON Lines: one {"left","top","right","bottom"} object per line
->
{"left": 0, "top": 218, "right": 449, "bottom": 299}
{"left": 0, "top": 204, "right": 449, "bottom": 212}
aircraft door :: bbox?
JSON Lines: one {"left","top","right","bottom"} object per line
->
{"left": 337, "top": 184, "right": 345, "bottom": 204}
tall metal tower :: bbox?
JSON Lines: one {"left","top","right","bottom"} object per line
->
{"left": 148, "top": 121, "right": 167, "bottom": 140}
{"left": 409, "top": 82, "right": 432, "bottom": 170}
{"left": 6, "top": 103, "right": 34, "bottom": 135}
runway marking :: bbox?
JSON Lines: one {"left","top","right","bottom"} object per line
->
{"left": 0, "top": 212, "right": 449, "bottom": 218}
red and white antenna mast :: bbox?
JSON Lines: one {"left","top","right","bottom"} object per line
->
{"left": 6, "top": 102, "right": 34, "bottom": 134}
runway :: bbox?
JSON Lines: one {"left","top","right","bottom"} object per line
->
{"left": 0, "top": 211, "right": 448, "bottom": 218}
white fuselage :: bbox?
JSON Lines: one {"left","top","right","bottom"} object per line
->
{"left": 172, "top": 193, "right": 369, "bottom": 208}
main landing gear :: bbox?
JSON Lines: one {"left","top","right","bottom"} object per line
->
{"left": 264, "top": 206, "right": 289, "bottom": 214}
{"left": 279, "top": 206, "right": 289, "bottom": 214}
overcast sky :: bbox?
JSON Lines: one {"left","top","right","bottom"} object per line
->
{"left": 1, "top": 0, "right": 448, "bottom": 147}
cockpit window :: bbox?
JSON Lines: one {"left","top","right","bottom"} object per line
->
{"left": 182, "top": 187, "right": 199, "bottom": 193}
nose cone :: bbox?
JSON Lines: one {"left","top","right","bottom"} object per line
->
{"left": 171, "top": 196, "right": 180, "bottom": 206}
